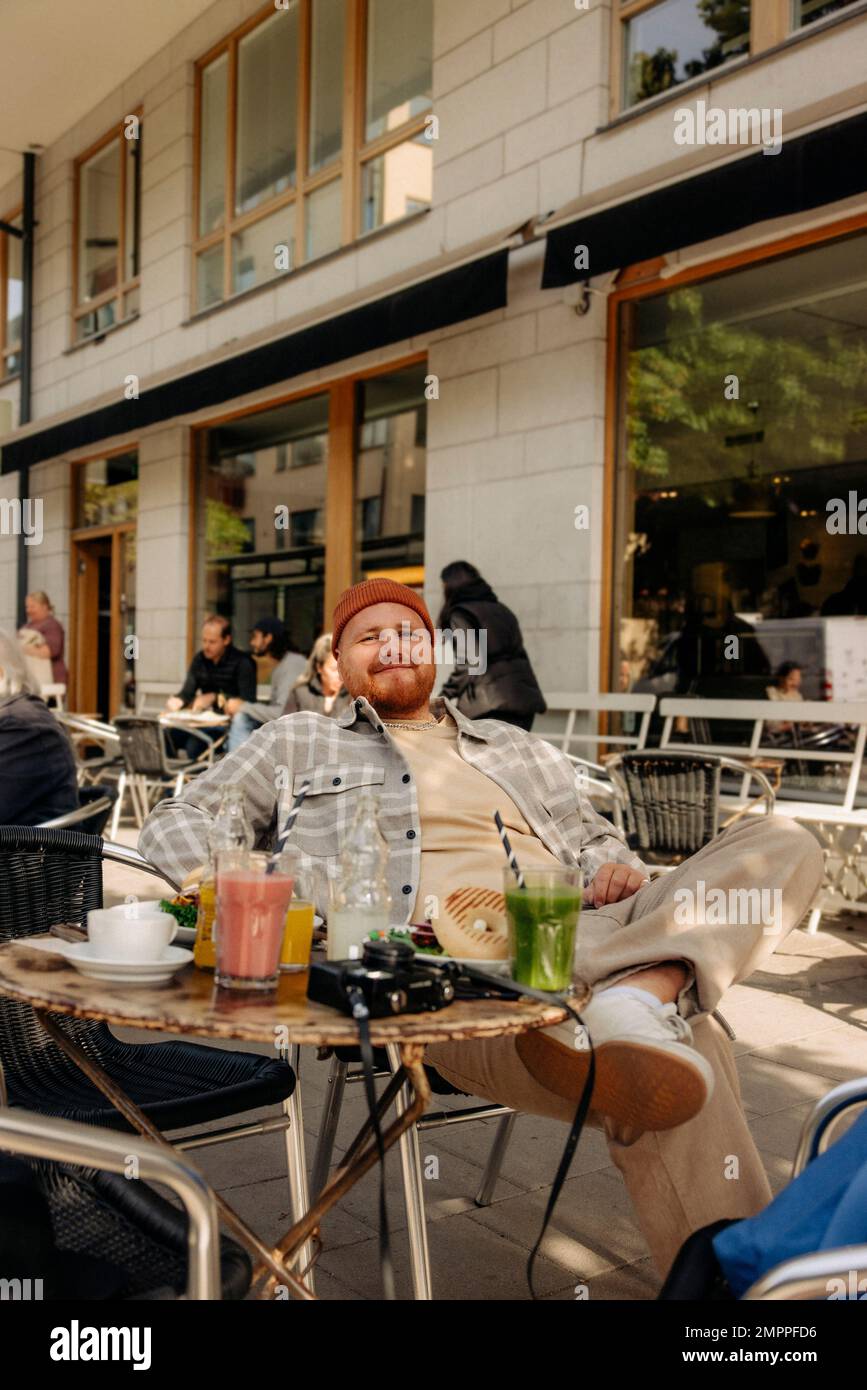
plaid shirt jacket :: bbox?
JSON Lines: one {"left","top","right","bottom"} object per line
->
{"left": 139, "top": 696, "right": 645, "bottom": 920}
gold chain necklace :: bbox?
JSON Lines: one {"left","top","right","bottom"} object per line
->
{"left": 383, "top": 716, "right": 442, "bottom": 731}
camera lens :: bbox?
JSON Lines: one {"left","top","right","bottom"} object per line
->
{"left": 362, "top": 937, "right": 415, "bottom": 970}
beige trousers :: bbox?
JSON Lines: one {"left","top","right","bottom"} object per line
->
{"left": 425, "top": 815, "right": 825, "bottom": 1276}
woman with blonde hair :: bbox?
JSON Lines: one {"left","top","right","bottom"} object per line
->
{"left": 282, "top": 633, "right": 348, "bottom": 718}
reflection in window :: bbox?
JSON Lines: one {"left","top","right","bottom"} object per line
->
{"left": 197, "top": 394, "right": 329, "bottom": 655}
{"left": 365, "top": 0, "right": 433, "bottom": 141}
{"left": 356, "top": 363, "right": 427, "bottom": 581}
{"left": 795, "top": 0, "right": 860, "bottom": 24}
{"left": 623, "top": 0, "right": 750, "bottom": 108}
{"left": 235, "top": 8, "right": 298, "bottom": 215}
{"left": 615, "top": 233, "right": 867, "bottom": 795}
{"left": 76, "top": 451, "right": 139, "bottom": 528}
{"left": 361, "top": 132, "right": 433, "bottom": 234}
{"left": 1, "top": 212, "right": 22, "bottom": 377}
{"left": 75, "top": 127, "right": 140, "bottom": 342}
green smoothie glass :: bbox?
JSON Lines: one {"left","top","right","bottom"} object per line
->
{"left": 503, "top": 866, "right": 582, "bottom": 991}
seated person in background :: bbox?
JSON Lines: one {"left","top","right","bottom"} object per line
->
{"left": 226, "top": 617, "right": 306, "bottom": 752}
{"left": 140, "top": 579, "right": 823, "bottom": 1278}
{"left": 0, "top": 629, "right": 78, "bottom": 825}
{"left": 282, "top": 633, "right": 349, "bottom": 719}
{"left": 766, "top": 660, "right": 804, "bottom": 737}
{"left": 166, "top": 614, "right": 256, "bottom": 761}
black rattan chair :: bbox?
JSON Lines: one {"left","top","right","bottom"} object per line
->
{"left": 38, "top": 784, "right": 118, "bottom": 837}
{"left": 0, "top": 826, "right": 297, "bottom": 1149}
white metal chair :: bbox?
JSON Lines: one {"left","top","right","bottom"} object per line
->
{"left": 110, "top": 715, "right": 221, "bottom": 838}
{"left": 40, "top": 682, "right": 67, "bottom": 710}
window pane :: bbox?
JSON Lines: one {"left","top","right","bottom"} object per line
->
{"left": 236, "top": 8, "right": 298, "bottom": 216}
{"left": 356, "top": 363, "right": 427, "bottom": 580}
{"left": 78, "top": 140, "right": 120, "bottom": 303}
{"left": 5, "top": 216, "right": 22, "bottom": 350}
{"left": 232, "top": 204, "right": 295, "bottom": 294}
{"left": 199, "top": 54, "right": 228, "bottom": 235}
{"left": 616, "top": 232, "right": 867, "bottom": 799}
{"left": 197, "top": 395, "right": 329, "bottom": 655}
{"left": 623, "top": 0, "right": 750, "bottom": 108}
{"left": 124, "top": 128, "right": 141, "bottom": 280}
{"left": 796, "top": 0, "right": 860, "bottom": 24}
{"left": 304, "top": 178, "right": 342, "bottom": 262}
{"left": 365, "top": 0, "right": 432, "bottom": 142}
{"left": 309, "top": 0, "right": 344, "bottom": 173}
{"left": 360, "top": 133, "right": 432, "bottom": 233}
{"left": 197, "top": 244, "right": 224, "bottom": 309}
{"left": 76, "top": 450, "right": 139, "bottom": 528}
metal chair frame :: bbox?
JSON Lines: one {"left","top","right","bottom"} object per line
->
{"left": 743, "top": 1077, "right": 867, "bottom": 1301}
{"left": 0, "top": 1107, "right": 221, "bottom": 1300}
{"left": 110, "top": 715, "right": 222, "bottom": 839}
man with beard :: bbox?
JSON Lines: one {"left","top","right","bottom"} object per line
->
{"left": 139, "top": 578, "right": 823, "bottom": 1275}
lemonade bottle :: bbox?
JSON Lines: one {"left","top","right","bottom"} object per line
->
{"left": 194, "top": 786, "right": 254, "bottom": 969}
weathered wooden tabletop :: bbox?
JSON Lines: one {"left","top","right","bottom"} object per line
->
{"left": 0, "top": 938, "right": 576, "bottom": 1048}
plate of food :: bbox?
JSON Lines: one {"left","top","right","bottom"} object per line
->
{"left": 367, "top": 917, "right": 511, "bottom": 977}
{"left": 158, "top": 893, "right": 199, "bottom": 945}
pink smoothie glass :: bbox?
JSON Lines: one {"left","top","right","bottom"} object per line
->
{"left": 215, "top": 850, "right": 294, "bottom": 991}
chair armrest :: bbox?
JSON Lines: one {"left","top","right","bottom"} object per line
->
{"left": 0, "top": 1108, "right": 220, "bottom": 1300}
{"left": 38, "top": 796, "right": 113, "bottom": 829}
{"left": 741, "top": 1244, "right": 867, "bottom": 1300}
{"left": 100, "top": 840, "right": 182, "bottom": 893}
{"left": 793, "top": 1077, "right": 867, "bottom": 1177}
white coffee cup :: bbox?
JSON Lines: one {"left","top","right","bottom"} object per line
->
{"left": 87, "top": 908, "right": 177, "bottom": 962}
{"left": 107, "top": 898, "right": 172, "bottom": 921}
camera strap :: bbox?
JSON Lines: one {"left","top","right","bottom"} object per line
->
{"left": 460, "top": 966, "right": 596, "bottom": 1299}
{"left": 348, "top": 987, "right": 395, "bottom": 1301}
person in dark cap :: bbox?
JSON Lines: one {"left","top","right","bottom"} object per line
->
{"left": 226, "top": 616, "right": 306, "bottom": 751}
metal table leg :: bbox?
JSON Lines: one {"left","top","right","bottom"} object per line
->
{"left": 386, "top": 1041, "right": 432, "bottom": 1300}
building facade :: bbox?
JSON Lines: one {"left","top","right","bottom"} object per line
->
{"left": 1, "top": 0, "right": 866, "bottom": 717}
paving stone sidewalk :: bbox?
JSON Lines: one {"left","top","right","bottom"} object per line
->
{"left": 105, "top": 833, "right": 867, "bottom": 1301}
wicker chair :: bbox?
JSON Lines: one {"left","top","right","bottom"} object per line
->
{"left": 605, "top": 750, "right": 775, "bottom": 865}
{"left": 0, "top": 1111, "right": 248, "bottom": 1300}
{"left": 0, "top": 826, "right": 298, "bottom": 1182}
{"left": 110, "top": 715, "right": 219, "bottom": 838}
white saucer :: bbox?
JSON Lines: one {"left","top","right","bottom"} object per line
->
{"left": 26, "top": 936, "right": 192, "bottom": 984}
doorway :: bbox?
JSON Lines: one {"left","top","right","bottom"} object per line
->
{"left": 71, "top": 525, "right": 136, "bottom": 718}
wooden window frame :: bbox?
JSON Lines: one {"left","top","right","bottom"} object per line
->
{"left": 0, "top": 205, "right": 22, "bottom": 382}
{"left": 72, "top": 114, "right": 142, "bottom": 344}
{"left": 192, "top": 0, "right": 431, "bottom": 312}
{"left": 600, "top": 208, "right": 867, "bottom": 694}
{"left": 610, "top": 0, "right": 792, "bottom": 120}
{"left": 188, "top": 349, "right": 427, "bottom": 657}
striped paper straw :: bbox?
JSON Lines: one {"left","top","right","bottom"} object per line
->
{"left": 266, "top": 780, "right": 311, "bottom": 874}
{"left": 494, "top": 810, "right": 526, "bottom": 889}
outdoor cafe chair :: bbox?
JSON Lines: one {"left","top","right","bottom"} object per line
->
{"left": 0, "top": 1108, "right": 247, "bottom": 1300}
{"left": 660, "top": 1075, "right": 867, "bottom": 1301}
{"left": 111, "top": 714, "right": 221, "bottom": 838}
{"left": 0, "top": 826, "right": 304, "bottom": 1228}
{"left": 38, "top": 783, "right": 118, "bottom": 837}
{"left": 604, "top": 750, "right": 776, "bottom": 868}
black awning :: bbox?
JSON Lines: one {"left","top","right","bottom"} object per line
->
{"left": 542, "top": 110, "right": 867, "bottom": 289}
{"left": 1, "top": 248, "right": 509, "bottom": 473}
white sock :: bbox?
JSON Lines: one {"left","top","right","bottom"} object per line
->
{"left": 594, "top": 985, "right": 664, "bottom": 1011}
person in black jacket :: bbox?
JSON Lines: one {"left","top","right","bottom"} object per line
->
{"left": 437, "top": 561, "right": 546, "bottom": 730}
{"left": 0, "top": 629, "right": 78, "bottom": 826}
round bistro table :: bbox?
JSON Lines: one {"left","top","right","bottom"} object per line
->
{"left": 0, "top": 938, "right": 574, "bottom": 1300}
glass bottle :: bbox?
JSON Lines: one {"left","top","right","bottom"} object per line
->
{"left": 327, "top": 790, "right": 392, "bottom": 960}
{"left": 194, "top": 785, "right": 254, "bottom": 969}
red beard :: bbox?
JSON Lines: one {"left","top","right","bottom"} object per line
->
{"left": 350, "top": 662, "right": 436, "bottom": 719}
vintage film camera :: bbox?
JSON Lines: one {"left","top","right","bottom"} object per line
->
{"left": 307, "top": 937, "right": 458, "bottom": 1018}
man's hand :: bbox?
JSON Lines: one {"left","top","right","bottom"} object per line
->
{"left": 192, "top": 692, "right": 216, "bottom": 712}
{"left": 165, "top": 695, "right": 184, "bottom": 712}
{"left": 225, "top": 697, "right": 243, "bottom": 716}
{"left": 586, "top": 863, "right": 648, "bottom": 907}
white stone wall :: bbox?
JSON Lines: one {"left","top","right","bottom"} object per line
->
{"left": 1, "top": 0, "right": 867, "bottom": 697}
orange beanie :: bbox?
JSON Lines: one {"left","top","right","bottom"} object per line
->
{"left": 332, "top": 578, "right": 435, "bottom": 651}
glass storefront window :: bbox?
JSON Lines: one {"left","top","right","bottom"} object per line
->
{"left": 615, "top": 233, "right": 867, "bottom": 789}
{"left": 623, "top": 0, "right": 750, "bottom": 108}
{"left": 197, "top": 394, "right": 330, "bottom": 654}
{"left": 356, "top": 363, "right": 427, "bottom": 581}
{"left": 75, "top": 451, "right": 139, "bottom": 529}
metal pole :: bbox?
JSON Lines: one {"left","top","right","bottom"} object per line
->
{"left": 16, "top": 150, "right": 36, "bottom": 625}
